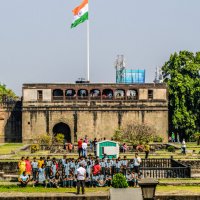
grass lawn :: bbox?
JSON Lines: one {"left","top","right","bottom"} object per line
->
{"left": 159, "top": 178, "right": 200, "bottom": 183}
{"left": 0, "top": 185, "right": 109, "bottom": 193}
{"left": 0, "top": 142, "right": 200, "bottom": 160}
{"left": 0, "top": 185, "right": 199, "bottom": 195}
{"left": 5, "top": 152, "right": 200, "bottom": 161}
{"left": 0, "top": 144, "right": 24, "bottom": 155}
{"left": 157, "top": 185, "right": 200, "bottom": 194}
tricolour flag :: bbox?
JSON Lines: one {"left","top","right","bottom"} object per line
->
{"left": 71, "top": 0, "right": 88, "bottom": 28}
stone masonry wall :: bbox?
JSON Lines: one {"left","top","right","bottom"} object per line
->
{"left": 22, "top": 105, "right": 168, "bottom": 143}
{"left": 0, "top": 104, "right": 22, "bottom": 143}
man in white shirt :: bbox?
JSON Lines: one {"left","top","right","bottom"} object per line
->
{"left": 76, "top": 163, "right": 86, "bottom": 195}
{"left": 82, "top": 140, "right": 88, "bottom": 158}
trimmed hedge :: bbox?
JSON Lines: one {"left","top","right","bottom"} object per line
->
{"left": 112, "top": 173, "right": 128, "bottom": 188}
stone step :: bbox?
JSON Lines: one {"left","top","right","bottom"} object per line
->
{"left": 110, "top": 188, "right": 143, "bottom": 200}
{"left": 2, "top": 174, "right": 18, "bottom": 182}
{"left": 191, "top": 174, "right": 200, "bottom": 178}
{"left": 0, "top": 172, "right": 4, "bottom": 177}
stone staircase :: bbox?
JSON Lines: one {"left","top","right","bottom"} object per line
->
{"left": 0, "top": 172, "right": 18, "bottom": 182}
{"left": 191, "top": 169, "right": 200, "bottom": 178}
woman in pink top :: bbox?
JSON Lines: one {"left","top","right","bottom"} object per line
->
{"left": 25, "top": 157, "right": 32, "bottom": 176}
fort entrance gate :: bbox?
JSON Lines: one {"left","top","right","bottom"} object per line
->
{"left": 53, "top": 122, "right": 71, "bottom": 143}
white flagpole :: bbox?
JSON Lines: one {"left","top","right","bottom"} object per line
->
{"left": 87, "top": 2, "right": 90, "bottom": 82}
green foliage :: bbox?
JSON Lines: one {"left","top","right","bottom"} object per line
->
{"left": 32, "top": 133, "right": 52, "bottom": 146}
{"left": 55, "top": 133, "right": 65, "bottom": 144}
{"left": 167, "top": 146, "right": 175, "bottom": 152}
{"left": 113, "top": 129, "right": 123, "bottom": 141}
{"left": 114, "top": 123, "right": 156, "bottom": 145}
{"left": 0, "top": 84, "right": 16, "bottom": 103}
{"left": 30, "top": 144, "right": 39, "bottom": 153}
{"left": 194, "top": 132, "right": 200, "bottom": 145}
{"left": 112, "top": 173, "right": 129, "bottom": 188}
{"left": 153, "top": 135, "right": 163, "bottom": 143}
{"left": 162, "top": 51, "right": 200, "bottom": 139}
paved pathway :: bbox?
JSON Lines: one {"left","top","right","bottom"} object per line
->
{"left": 110, "top": 188, "right": 143, "bottom": 200}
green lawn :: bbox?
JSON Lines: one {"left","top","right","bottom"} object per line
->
{"left": 0, "top": 144, "right": 24, "bottom": 155}
{"left": 0, "top": 185, "right": 109, "bottom": 193}
{"left": 0, "top": 142, "right": 200, "bottom": 160}
{"left": 157, "top": 185, "right": 200, "bottom": 194}
{"left": 159, "top": 178, "right": 200, "bottom": 183}
{"left": 0, "top": 185, "right": 199, "bottom": 195}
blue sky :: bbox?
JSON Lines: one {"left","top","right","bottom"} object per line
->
{"left": 0, "top": 0, "right": 200, "bottom": 95}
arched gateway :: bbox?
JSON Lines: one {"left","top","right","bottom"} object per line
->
{"left": 53, "top": 123, "right": 71, "bottom": 143}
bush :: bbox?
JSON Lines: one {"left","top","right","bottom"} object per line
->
{"left": 153, "top": 135, "right": 163, "bottom": 143}
{"left": 112, "top": 173, "right": 128, "bottom": 188}
{"left": 39, "top": 134, "right": 52, "bottom": 146}
{"left": 167, "top": 146, "right": 175, "bottom": 152}
{"left": 113, "top": 129, "right": 123, "bottom": 142}
{"left": 55, "top": 133, "right": 65, "bottom": 144}
{"left": 31, "top": 144, "right": 39, "bottom": 153}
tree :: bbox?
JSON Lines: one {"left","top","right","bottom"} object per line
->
{"left": 0, "top": 83, "right": 16, "bottom": 103}
{"left": 162, "top": 51, "right": 200, "bottom": 140}
{"left": 194, "top": 132, "right": 200, "bottom": 145}
{"left": 114, "top": 122, "right": 157, "bottom": 145}
{"left": 31, "top": 133, "right": 65, "bottom": 152}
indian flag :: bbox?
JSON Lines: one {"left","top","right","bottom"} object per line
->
{"left": 71, "top": 0, "right": 88, "bottom": 28}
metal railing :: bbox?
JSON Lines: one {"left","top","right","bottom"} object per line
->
{"left": 140, "top": 158, "right": 191, "bottom": 178}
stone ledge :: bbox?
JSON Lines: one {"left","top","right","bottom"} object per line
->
{"left": 156, "top": 195, "right": 200, "bottom": 200}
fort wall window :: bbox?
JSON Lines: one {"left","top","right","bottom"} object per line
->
{"left": 77, "top": 89, "right": 88, "bottom": 99}
{"left": 102, "top": 89, "right": 113, "bottom": 99}
{"left": 148, "top": 90, "right": 154, "bottom": 100}
{"left": 37, "top": 90, "right": 43, "bottom": 101}
{"left": 90, "top": 89, "right": 101, "bottom": 99}
{"left": 65, "top": 89, "right": 76, "bottom": 98}
{"left": 53, "top": 89, "right": 64, "bottom": 101}
{"left": 127, "top": 89, "right": 138, "bottom": 100}
{"left": 115, "top": 89, "right": 125, "bottom": 99}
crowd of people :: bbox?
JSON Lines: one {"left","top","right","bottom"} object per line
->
{"left": 18, "top": 153, "right": 143, "bottom": 190}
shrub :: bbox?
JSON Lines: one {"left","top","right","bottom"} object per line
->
{"left": 39, "top": 134, "right": 52, "bottom": 146}
{"left": 31, "top": 144, "right": 39, "bottom": 153}
{"left": 153, "top": 135, "right": 163, "bottom": 143}
{"left": 55, "top": 133, "right": 65, "bottom": 144}
{"left": 119, "top": 123, "right": 157, "bottom": 145}
{"left": 167, "top": 146, "right": 175, "bottom": 152}
{"left": 113, "top": 129, "right": 123, "bottom": 142}
{"left": 112, "top": 173, "right": 128, "bottom": 188}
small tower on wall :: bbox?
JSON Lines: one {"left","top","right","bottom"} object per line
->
{"left": 154, "top": 67, "right": 164, "bottom": 83}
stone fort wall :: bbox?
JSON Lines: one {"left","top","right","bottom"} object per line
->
{"left": 0, "top": 103, "right": 22, "bottom": 143}
{"left": 22, "top": 83, "right": 168, "bottom": 143}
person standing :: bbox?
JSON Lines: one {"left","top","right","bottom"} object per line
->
{"left": 122, "top": 143, "right": 127, "bottom": 153}
{"left": 68, "top": 143, "right": 73, "bottom": 153}
{"left": 45, "top": 156, "right": 52, "bottom": 179}
{"left": 76, "top": 163, "right": 86, "bottom": 195}
{"left": 25, "top": 157, "right": 32, "bottom": 177}
{"left": 38, "top": 157, "right": 44, "bottom": 169}
{"left": 18, "top": 157, "right": 26, "bottom": 176}
{"left": 35, "top": 164, "right": 46, "bottom": 187}
{"left": 31, "top": 157, "right": 38, "bottom": 182}
{"left": 93, "top": 138, "right": 97, "bottom": 156}
{"left": 82, "top": 140, "right": 88, "bottom": 158}
{"left": 171, "top": 132, "right": 175, "bottom": 142}
{"left": 78, "top": 138, "right": 83, "bottom": 157}
{"left": 182, "top": 139, "right": 186, "bottom": 154}
{"left": 144, "top": 142, "right": 150, "bottom": 159}
{"left": 133, "top": 153, "right": 141, "bottom": 174}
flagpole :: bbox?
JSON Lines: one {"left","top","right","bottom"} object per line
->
{"left": 87, "top": 2, "right": 90, "bottom": 82}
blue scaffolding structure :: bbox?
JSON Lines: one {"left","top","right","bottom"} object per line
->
{"left": 116, "top": 69, "right": 145, "bottom": 84}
